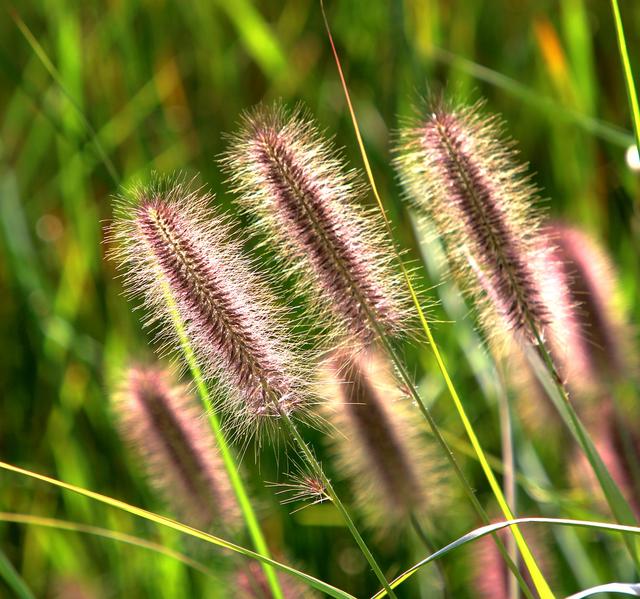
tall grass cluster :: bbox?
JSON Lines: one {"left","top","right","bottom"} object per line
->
{"left": 1, "top": 2, "right": 640, "bottom": 598}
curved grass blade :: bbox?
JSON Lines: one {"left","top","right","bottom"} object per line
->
{"left": 0, "top": 460, "right": 356, "bottom": 599}
{"left": 566, "top": 583, "right": 640, "bottom": 598}
{"left": 372, "top": 517, "right": 640, "bottom": 599}
{"left": 319, "top": 3, "right": 552, "bottom": 598}
{"left": 610, "top": 0, "right": 640, "bottom": 154}
{"left": 8, "top": 6, "right": 119, "bottom": 185}
{"left": 0, "top": 512, "right": 216, "bottom": 579}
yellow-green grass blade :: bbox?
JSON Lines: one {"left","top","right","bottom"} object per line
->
{"left": 0, "top": 513, "right": 217, "bottom": 580}
{"left": 0, "top": 461, "right": 356, "bottom": 599}
{"left": 610, "top": 0, "right": 640, "bottom": 156}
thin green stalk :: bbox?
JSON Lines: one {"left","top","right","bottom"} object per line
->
{"left": 0, "top": 549, "right": 34, "bottom": 599}
{"left": 610, "top": 0, "right": 640, "bottom": 155}
{"left": 410, "top": 513, "right": 450, "bottom": 599}
{"left": 497, "top": 367, "right": 519, "bottom": 599}
{"left": 277, "top": 415, "right": 397, "bottom": 598}
{"left": 320, "top": 3, "right": 552, "bottom": 594}
{"left": 525, "top": 321, "right": 640, "bottom": 570}
{"left": 161, "top": 281, "right": 284, "bottom": 599}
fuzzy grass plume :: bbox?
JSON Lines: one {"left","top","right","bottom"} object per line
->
{"left": 222, "top": 104, "right": 407, "bottom": 343}
{"left": 109, "top": 179, "right": 307, "bottom": 435}
{"left": 320, "top": 344, "right": 447, "bottom": 527}
{"left": 540, "top": 222, "right": 632, "bottom": 393}
{"left": 112, "top": 366, "right": 241, "bottom": 530}
{"left": 395, "top": 99, "right": 549, "bottom": 346}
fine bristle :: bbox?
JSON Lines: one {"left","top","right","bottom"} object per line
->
{"left": 113, "top": 366, "right": 241, "bottom": 531}
{"left": 108, "top": 178, "right": 307, "bottom": 436}
{"left": 222, "top": 104, "right": 408, "bottom": 343}
{"left": 395, "top": 100, "right": 548, "bottom": 345}
{"left": 320, "top": 344, "right": 447, "bottom": 527}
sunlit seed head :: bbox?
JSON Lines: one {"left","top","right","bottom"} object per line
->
{"left": 108, "top": 177, "right": 307, "bottom": 437}
{"left": 395, "top": 100, "right": 548, "bottom": 346}
{"left": 112, "top": 366, "right": 240, "bottom": 530}
{"left": 222, "top": 104, "right": 408, "bottom": 344}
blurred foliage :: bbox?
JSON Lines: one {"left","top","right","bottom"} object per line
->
{"left": 1, "top": 1, "right": 639, "bottom": 597}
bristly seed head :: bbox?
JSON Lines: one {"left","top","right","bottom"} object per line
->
{"left": 222, "top": 104, "right": 408, "bottom": 343}
{"left": 109, "top": 178, "right": 306, "bottom": 436}
{"left": 540, "top": 222, "right": 632, "bottom": 393}
{"left": 395, "top": 100, "right": 549, "bottom": 345}
{"left": 113, "top": 366, "right": 241, "bottom": 530}
{"left": 320, "top": 344, "right": 447, "bottom": 528}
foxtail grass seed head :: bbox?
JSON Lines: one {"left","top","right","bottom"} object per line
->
{"left": 266, "top": 464, "right": 330, "bottom": 513}
{"left": 109, "top": 179, "right": 306, "bottom": 435}
{"left": 320, "top": 344, "right": 447, "bottom": 528}
{"left": 223, "top": 104, "right": 408, "bottom": 343}
{"left": 395, "top": 100, "right": 549, "bottom": 346}
{"left": 113, "top": 366, "right": 241, "bottom": 530}
{"left": 540, "top": 222, "right": 632, "bottom": 392}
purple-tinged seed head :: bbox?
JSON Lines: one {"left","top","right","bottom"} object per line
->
{"left": 571, "top": 399, "right": 640, "bottom": 519}
{"left": 108, "top": 178, "right": 306, "bottom": 436}
{"left": 320, "top": 344, "right": 448, "bottom": 528}
{"left": 395, "top": 100, "right": 549, "bottom": 345}
{"left": 222, "top": 104, "right": 409, "bottom": 344}
{"left": 540, "top": 222, "right": 632, "bottom": 393}
{"left": 112, "top": 366, "right": 241, "bottom": 531}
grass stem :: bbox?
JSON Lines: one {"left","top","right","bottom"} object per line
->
{"left": 161, "top": 281, "right": 285, "bottom": 599}
{"left": 278, "top": 415, "right": 397, "bottom": 598}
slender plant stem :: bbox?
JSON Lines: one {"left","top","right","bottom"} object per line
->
{"left": 410, "top": 513, "right": 450, "bottom": 599}
{"left": 497, "top": 367, "right": 519, "bottom": 599}
{"left": 610, "top": 0, "right": 640, "bottom": 156}
{"left": 161, "top": 282, "right": 285, "bottom": 599}
{"left": 525, "top": 320, "right": 640, "bottom": 571}
{"left": 0, "top": 549, "right": 34, "bottom": 599}
{"left": 277, "top": 415, "right": 397, "bottom": 598}
{"left": 319, "top": 6, "right": 553, "bottom": 596}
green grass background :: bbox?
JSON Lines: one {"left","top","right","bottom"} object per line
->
{"left": 1, "top": 1, "right": 639, "bottom": 597}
